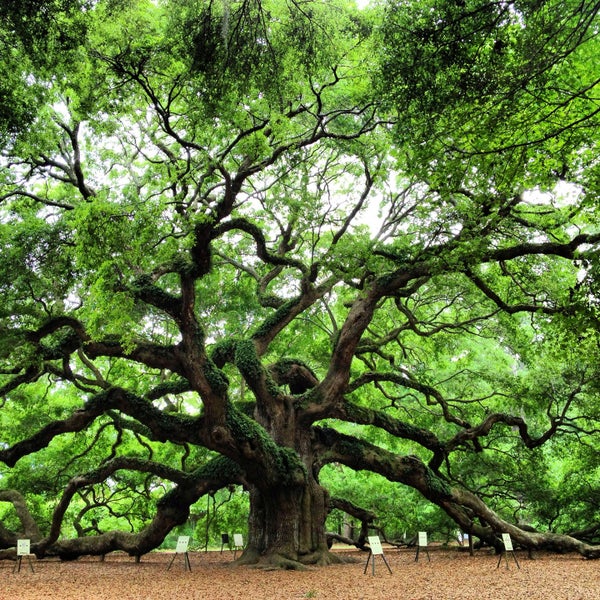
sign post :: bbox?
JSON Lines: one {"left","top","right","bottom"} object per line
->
{"left": 233, "top": 533, "right": 244, "bottom": 559}
{"left": 363, "top": 535, "right": 392, "bottom": 576}
{"left": 497, "top": 533, "right": 520, "bottom": 570}
{"left": 415, "top": 531, "right": 430, "bottom": 562}
{"left": 13, "top": 539, "right": 35, "bottom": 574}
{"left": 167, "top": 535, "right": 192, "bottom": 571}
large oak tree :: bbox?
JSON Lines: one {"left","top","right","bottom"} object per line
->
{"left": 1, "top": 0, "right": 600, "bottom": 567}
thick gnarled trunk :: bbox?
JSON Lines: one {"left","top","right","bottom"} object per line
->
{"left": 237, "top": 476, "right": 335, "bottom": 568}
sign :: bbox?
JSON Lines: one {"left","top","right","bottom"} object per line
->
{"left": 232, "top": 533, "right": 244, "bottom": 559}
{"left": 497, "top": 532, "right": 520, "bottom": 570}
{"left": 364, "top": 535, "right": 392, "bottom": 575}
{"left": 368, "top": 536, "right": 383, "bottom": 555}
{"left": 17, "top": 539, "right": 31, "bottom": 556}
{"left": 414, "top": 532, "right": 431, "bottom": 562}
{"left": 167, "top": 536, "right": 192, "bottom": 571}
{"left": 175, "top": 536, "right": 190, "bottom": 553}
{"left": 13, "top": 539, "right": 34, "bottom": 573}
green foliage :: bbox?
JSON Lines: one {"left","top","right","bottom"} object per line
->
{"left": 165, "top": 0, "right": 371, "bottom": 112}
{"left": 192, "top": 487, "right": 249, "bottom": 549}
{"left": 323, "top": 467, "right": 455, "bottom": 542}
{"left": 380, "top": 0, "right": 600, "bottom": 195}
{"left": 0, "top": 0, "right": 91, "bottom": 145}
{"left": 1, "top": 0, "right": 599, "bottom": 561}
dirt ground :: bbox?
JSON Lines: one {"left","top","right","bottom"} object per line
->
{"left": 0, "top": 547, "right": 598, "bottom": 600}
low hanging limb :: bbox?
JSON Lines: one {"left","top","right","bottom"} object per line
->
{"left": 329, "top": 497, "right": 377, "bottom": 550}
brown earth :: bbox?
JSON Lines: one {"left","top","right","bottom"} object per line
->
{"left": 0, "top": 547, "right": 598, "bottom": 600}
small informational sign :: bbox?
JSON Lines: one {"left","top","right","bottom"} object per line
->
{"left": 17, "top": 539, "right": 30, "bottom": 556}
{"left": 502, "top": 533, "right": 513, "bottom": 552}
{"left": 364, "top": 535, "right": 392, "bottom": 575}
{"left": 175, "top": 536, "right": 190, "bottom": 553}
{"left": 368, "top": 536, "right": 384, "bottom": 555}
{"left": 167, "top": 536, "right": 192, "bottom": 571}
{"left": 220, "top": 533, "right": 230, "bottom": 554}
{"left": 414, "top": 531, "right": 431, "bottom": 562}
{"left": 497, "top": 532, "right": 520, "bottom": 570}
{"left": 13, "top": 539, "right": 34, "bottom": 573}
{"left": 232, "top": 533, "right": 244, "bottom": 559}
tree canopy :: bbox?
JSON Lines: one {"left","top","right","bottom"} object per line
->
{"left": 1, "top": 0, "right": 599, "bottom": 568}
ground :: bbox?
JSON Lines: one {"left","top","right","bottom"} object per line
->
{"left": 1, "top": 546, "right": 597, "bottom": 599}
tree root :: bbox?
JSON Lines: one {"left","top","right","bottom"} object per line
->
{"left": 232, "top": 547, "right": 357, "bottom": 571}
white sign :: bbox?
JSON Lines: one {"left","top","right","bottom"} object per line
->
{"left": 418, "top": 531, "right": 428, "bottom": 547}
{"left": 175, "top": 535, "right": 190, "bottom": 553}
{"left": 233, "top": 533, "right": 244, "bottom": 547}
{"left": 17, "top": 539, "right": 30, "bottom": 556}
{"left": 502, "top": 533, "right": 514, "bottom": 552}
{"left": 368, "top": 535, "right": 384, "bottom": 555}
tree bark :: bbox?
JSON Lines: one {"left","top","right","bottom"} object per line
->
{"left": 0, "top": 490, "right": 41, "bottom": 548}
{"left": 238, "top": 476, "right": 336, "bottom": 568}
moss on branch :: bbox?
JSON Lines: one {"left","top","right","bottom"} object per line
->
{"left": 203, "top": 359, "right": 229, "bottom": 395}
{"left": 145, "top": 378, "right": 191, "bottom": 400}
{"left": 234, "top": 339, "right": 263, "bottom": 382}
{"left": 344, "top": 401, "right": 443, "bottom": 453}
{"left": 132, "top": 275, "right": 183, "bottom": 316}
{"left": 211, "top": 337, "right": 238, "bottom": 367}
{"left": 224, "top": 405, "right": 305, "bottom": 484}
{"left": 251, "top": 298, "right": 297, "bottom": 340}
{"left": 269, "top": 358, "right": 319, "bottom": 394}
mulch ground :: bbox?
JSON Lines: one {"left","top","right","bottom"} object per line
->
{"left": 0, "top": 547, "right": 597, "bottom": 599}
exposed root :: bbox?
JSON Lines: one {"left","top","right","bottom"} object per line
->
{"left": 231, "top": 548, "right": 358, "bottom": 570}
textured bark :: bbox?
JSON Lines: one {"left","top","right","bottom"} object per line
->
{"left": 445, "top": 489, "right": 600, "bottom": 559}
{"left": 0, "top": 489, "right": 42, "bottom": 548}
{"left": 239, "top": 477, "right": 336, "bottom": 568}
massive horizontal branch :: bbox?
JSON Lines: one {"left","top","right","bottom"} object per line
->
{"left": 0, "top": 388, "right": 201, "bottom": 468}
{"left": 314, "top": 428, "right": 600, "bottom": 559}
{"left": 374, "top": 230, "right": 600, "bottom": 300}
{"left": 83, "top": 339, "right": 183, "bottom": 373}
{"left": 6, "top": 455, "right": 245, "bottom": 560}
{"left": 327, "top": 398, "right": 444, "bottom": 458}
{"left": 313, "top": 426, "right": 452, "bottom": 502}
{"left": 25, "top": 316, "right": 88, "bottom": 344}
{"left": 0, "top": 364, "right": 43, "bottom": 396}
{"left": 0, "top": 402, "right": 107, "bottom": 467}
{"left": 450, "top": 488, "right": 600, "bottom": 559}
{"left": 329, "top": 497, "right": 376, "bottom": 525}
{"left": 484, "top": 232, "right": 600, "bottom": 263}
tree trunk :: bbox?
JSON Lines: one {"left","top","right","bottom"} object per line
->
{"left": 237, "top": 476, "right": 338, "bottom": 568}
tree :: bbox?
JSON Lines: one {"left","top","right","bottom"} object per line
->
{"left": 1, "top": 0, "right": 600, "bottom": 568}
{"left": 0, "top": 0, "right": 88, "bottom": 145}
